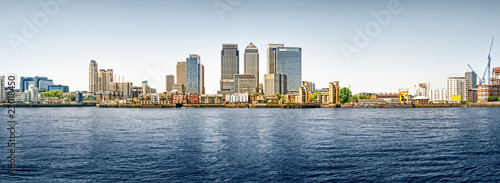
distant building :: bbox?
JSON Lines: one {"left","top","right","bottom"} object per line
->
{"left": 20, "top": 76, "right": 54, "bottom": 92}
{"left": 263, "top": 74, "right": 286, "bottom": 95}
{"left": 276, "top": 47, "right": 302, "bottom": 94}
{"left": 328, "top": 81, "right": 340, "bottom": 104}
{"left": 302, "top": 81, "right": 315, "bottom": 93}
{"left": 298, "top": 85, "right": 310, "bottom": 104}
{"left": 219, "top": 44, "right": 239, "bottom": 94}
{"left": 89, "top": 60, "right": 99, "bottom": 93}
{"left": 110, "top": 82, "right": 133, "bottom": 99}
{"left": 428, "top": 89, "right": 447, "bottom": 103}
{"left": 98, "top": 69, "right": 113, "bottom": 91}
{"left": 234, "top": 74, "right": 257, "bottom": 94}
{"left": 446, "top": 77, "right": 468, "bottom": 102}
{"left": 186, "top": 54, "right": 203, "bottom": 94}
{"left": 166, "top": 75, "right": 175, "bottom": 92}
{"left": 244, "top": 43, "right": 259, "bottom": 91}
{"left": 378, "top": 93, "right": 400, "bottom": 103}
{"left": 491, "top": 67, "right": 500, "bottom": 85}
{"left": 176, "top": 61, "right": 187, "bottom": 91}
{"left": 267, "top": 44, "right": 284, "bottom": 74}
{"left": 478, "top": 85, "right": 500, "bottom": 102}
{"left": 142, "top": 81, "right": 150, "bottom": 94}
{"left": 48, "top": 85, "right": 69, "bottom": 93}
{"left": 75, "top": 91, "right": 83, "bottom": 104}
{"left": 465, "top": 71, "right": 477, "bottom": 89}
{"left": 468, "top": 89, "right": 477, "bottom": 103}
{"left": 132, "top": 86, "right": 142, "bottom": 99}
{"left": 200, "top": 94, "right": 224, "bottom": 104}
{"left": 172, "top": 83, "right": 185, "bottom": 93}
{"left": 284, "top": 93, "right": 298, "bottom": 103}
{"left": 415, "top": 82, "right": 430, "bottom": 97}
{"left": 227, "top": 93, "right": 248, "bottom": 103}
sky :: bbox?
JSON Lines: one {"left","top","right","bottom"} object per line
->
{"left": 1, "top": 0, "right": 499, "bottom": 94}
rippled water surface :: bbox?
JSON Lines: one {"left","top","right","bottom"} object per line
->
{"left": 1, "top": 107, "right": 500, "bottom": 182}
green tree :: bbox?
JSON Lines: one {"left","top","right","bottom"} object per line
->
{"left": 339, "top": 87, "right": 351, "bottom": 103}
{"left": 274, "top": 93, "right": 282, "bottom": 101}
{"left": 41, "top": 90, "right": 63, "bottom": 98}
{"left": 310, "top": 92, "right": 319, "bottom": 102}
{"left": 488, "top": 96, "right": 499, "bottom": 102}
{"left": 352, "top": 95, "right": 359, "bottom": 102}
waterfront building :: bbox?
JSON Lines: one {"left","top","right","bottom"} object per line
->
{"left": 186, "top": 54, "right": 203, "bottom": 94}
{"left": 267, "top": 44, "right": 284, "bottom": 74}
{"left": 298, "top": 85, "right": 310, "bottom": 104}
{"left": 172, "top": 94, "right": 187, "bottom": 104}
{"left": 75, "top": 91, "right": 83, "bottom": 104}
{"left": 89, "top": 60, "right": 99, "bottom": 93}
{"left": 284, "top": 93, "right": 298, "bottom": 103}
{"left": 276, "top": 47, "right": 302, "bottom": 94}
{"left": 159, "top": 93, "right": 172, "bottom": 104}
{"left": 20, "top": 76, "right": 54, "bottom": 92}
{"left": 29, "top": 85, "right": 39, "bottom": 103}
{"left": 227, "top": 93, "right": 248, "bottom": 104}
{"left": 328, "top": 81, "right": 340, "bottom": 104}
{"left": 98, "top": 69, "right": 113, "bottom": 91}
{"left": 176, "top": 61, "right": 187, "bottom": 92}
{"left": 187, "top": 93, "right": 200, "bottom": 104}
{"left": 415, "top": 82, "right": 430, "bottom": 97}
{"left": 428, "top": 89, "right": 448, "bottom": 103}
{"left": 200, "top": 94, "right": 224, "bottom": 104}
{"left": 446, "top": 77, "right": 468, "bottom": 102}
{"left": 244, "top": 43, "right": 259, "bottom": 91}
{"left": 465, "top": 71, "right": 477, "bottom": 89}
{"left": 378, "top": 93, "right": 400, "bottom": 103}
{"left": 234, "top": 74, "right": 257, "bottom": 94}
{"left": 166, "top": 75, "right": 175, "bottom": 92}
{"left": 478, "top": 85, "right": 500, "bottom": 102}
{"left": 95, "top": 91, "right": 112, "bottom": 102}
{"left": 317, "top": 93, "right": 329, "bottom": 104}
{"left": 219, "top": 44, "right": 239, "bottom": 94}
{"left": 48, "top": 85, "right": 69, "bottom": 93}
{"left": 468, "top": 89, "right": 478, "bottom": 103}
{"left": 0, "top": 75, "right": 5, "bottom": 103}
{"left": 263, "top": 74, "right": 287, "bottom": 95}
{"left": 110, "top": 82, "right": 133, "bottom": 99}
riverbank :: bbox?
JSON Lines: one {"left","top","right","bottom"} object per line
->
{"left": 3, "top": 102, "right": 500, "bottom": 108}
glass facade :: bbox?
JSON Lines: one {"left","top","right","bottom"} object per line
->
{"left": 48, "top": 85, "right": 70, "bottom": 93}
{"left": 186, "top": 54, "right": 201, "bottom": 94}
{"left": 20, "top": 76, "right": 54, "bottom": 92}
{"left": 276, "top": 47, "right": 302, "bottom": 94}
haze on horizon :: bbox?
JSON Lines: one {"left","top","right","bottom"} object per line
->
{"left": 1, "top": 0, "right": 499, "bottom": 94}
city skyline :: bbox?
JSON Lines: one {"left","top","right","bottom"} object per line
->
{"left": 1, "top": 0, "right": 500, "bottom": 94}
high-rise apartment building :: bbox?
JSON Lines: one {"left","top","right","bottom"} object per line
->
{"left": 244, "top": 43, "right": 259, "bottom": 91}
{"left": 176, "top": 62, "right": 187, "bottom": 85}
{"left": 89, "top": 60, "right": 99, "bottom": 93}
{"left": 219, "top": 44, "right": 239, "bottom": 94}
{"left": 186, "top": 54, "right": 202, "bottom": 94}
{"left": 465, "top": 71, "right": 477, "bottom": 89}
{"left": 446, "top": 77, "right": 468, "bottom": 102}
{"left": 263, "top": 74, "right": 287, "bottom": 95}
{"left": 98, "top": 69, "right": 113, "bottom": 92}
{"left": 267, "top": 44, "right": 284, "bottom": 74}
{"left": 276, "top": 47, "right": 302, "bottom": 94}
{"left": 166, "top": 75, "right": 175, "bottom": 92}
{"left": 329, "top": 81, "right": 340, "bottom": 104}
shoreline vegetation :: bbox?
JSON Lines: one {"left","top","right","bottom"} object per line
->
{"left": 2, "top": 103, "right": 500, "bottom": 108}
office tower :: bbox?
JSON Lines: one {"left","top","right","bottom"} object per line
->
{"left": 329, "top": 81, "right": 340, "bottom": 104}
{"left": 276, "top": 47, "right": 302, "bottom": 94}
{"left": 48, "top": 85, "right": 70, "bottom": 93}
{"left": 235, "top": 74, "right": 257, "bottom": 94}
{"left": 446, "top": 77, "right": 468, "bottom": 102}
{"left": 89, "top": 60, "right": 99, "bottom": 93}
{"left": 263, "top": 74, "right": 287, "bottom": 95}
{"left": 176, "top": 61, "right": 187, "bottom": 85}
{"left": 465, "top": 71, "right": 477, "bottom": 89}
{"left": 201, "top": 64, "right": 205, "bottom": 94}
{"left": 186, "top": 54, "right": 202, "bottom": 94}
{"left": 166, "top": 75, "right": 175, "bottom": 92}
{"left": 98, "top": 69, "right": 113, "bottom": 91}
{"left": 267, "top": 44, "right": 284, "bottom": 74}
{"left": 20, "top": 76, "right": 53, "bottom": 92}
{"left": 244, "top": 43, "right": 259, "bottom": 91}
{"left": 0, "top": 75, "right": 4, "bottom": 102}
{"left": 142, "top": 81, "right": 149, "bottom": 94}
{"left": 219, "top": 44, "right": 239, "bottom": 94}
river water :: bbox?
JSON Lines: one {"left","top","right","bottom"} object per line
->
{"left": 1, "top": 107, "right": 499, "bottom": 182}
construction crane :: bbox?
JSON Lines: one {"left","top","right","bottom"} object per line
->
{"left": 468, "top": 37, "right": 494, "bottom": 85}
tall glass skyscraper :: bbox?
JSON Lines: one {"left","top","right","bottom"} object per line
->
{"left": 244, "top": 43, "right": 259, "bottom": 91}
{"left": 276, "top": 47, "right": 302, "bottom": 94}
{"left": 267, "top": 44, "right": 284, "bottom": 74}
{"left": 186, "top": 54, "right": 201, "bottom": 94}
{"left": 219, "top": 44, "right": 239, "bottom": 94}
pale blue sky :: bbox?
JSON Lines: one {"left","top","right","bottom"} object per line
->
{"left": 1, "top": 0, "right": 499, "bottom": 94}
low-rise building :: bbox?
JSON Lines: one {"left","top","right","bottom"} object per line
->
{"left": 187, "top": 93, "right": 200, "bottom": 104}
{"left": 284, "top": 94, "right": 298, "bottom": 103}
{"left": 478, "top": 85, "right": 500, "bottom": 102}
{"left": 227, "top": 93, "right": 248, "bottom": 103}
